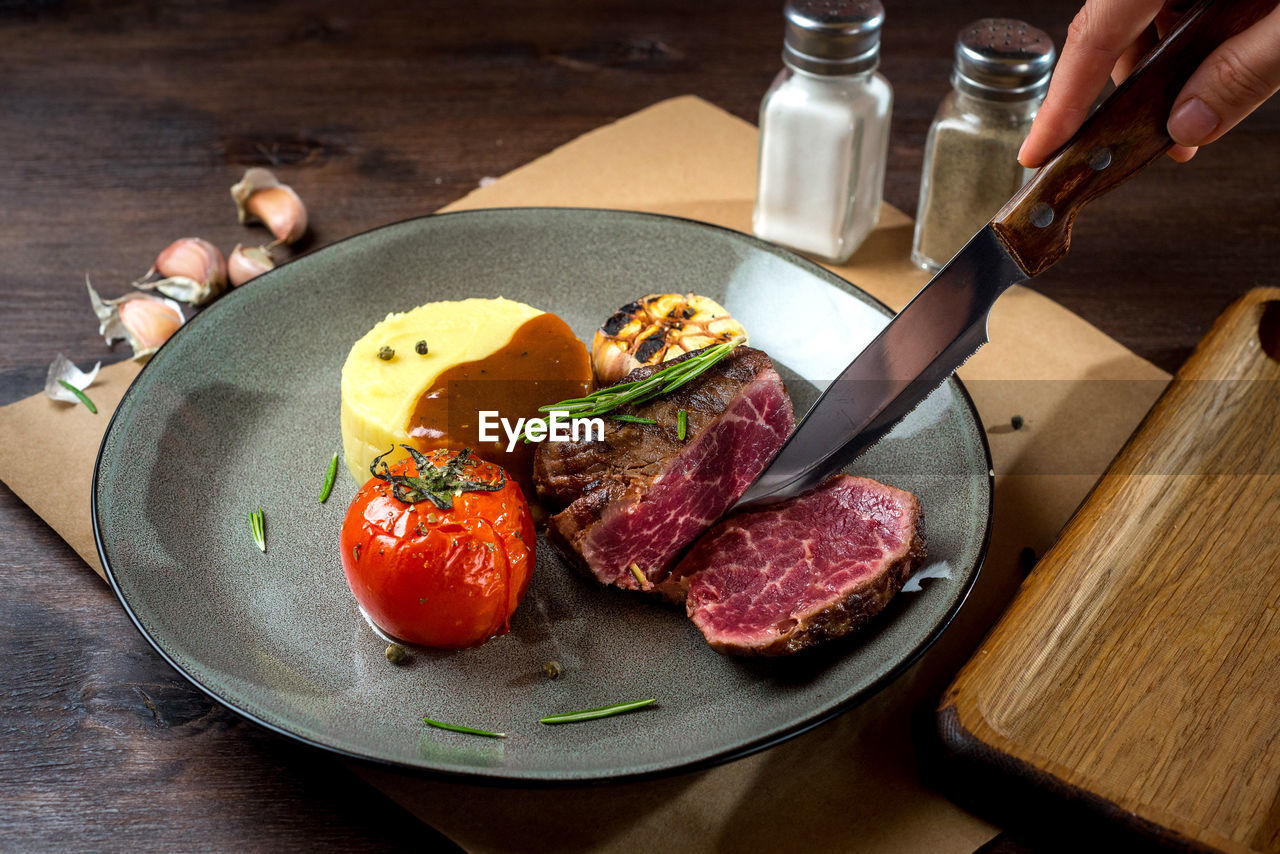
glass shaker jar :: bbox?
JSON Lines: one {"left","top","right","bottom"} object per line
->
{"left": 753, "top": 0, "right": 893, "bottom": 265}
{"left": 911, "top": 19, "right": 1056, "bottom": 272}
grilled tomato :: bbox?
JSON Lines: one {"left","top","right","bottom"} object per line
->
{"left": 339, "top": 446, "right": 535, "bottom": 649}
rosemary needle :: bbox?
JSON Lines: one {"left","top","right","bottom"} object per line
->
{"left": 539, "top": 698, "right": 656, "bottom": 725}
{"left": 676, "top": 409, "right": 688, "bottom": 440}
{"left": 319, "top": 452, "right": 339, "bottom": 503}
{"left": 611, "top": 414, "right": 657, "bottom": 425}
{"left": 249, "top": 508, "right": 266, "bottom": 553}
{"left": 57, "top": 379, "right": 97, "bottom": 414}
{"left": 422, "top": 717, "right": 506, "bottom": 738}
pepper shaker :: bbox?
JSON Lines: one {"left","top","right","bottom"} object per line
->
{"left": 753, "top": 0, "right": 893, "bottom": 265}
{"left": 911, "top": 19, "right": 1056, "bottom": 273}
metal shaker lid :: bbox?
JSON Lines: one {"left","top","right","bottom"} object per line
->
{"left": 953, "top": 18, "right": 1055, "bottom": 101}
{"left": 782, "top": 0, "right": 884, "bottom": 76}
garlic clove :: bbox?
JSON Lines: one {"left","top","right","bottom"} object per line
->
{"left": 87, "top": 276, "right": 185, "bottom": 362}
{"left": 134, "top": 237, "right": 228, "bottom": 306}
{"left": 45, "top": 352, "right": 101, "bottom": 404}
{"left": 231, "top": 168, "right": 308, "bottom": 245}
{"left": 228, "top": 243, "right": 275, "bottom": 286}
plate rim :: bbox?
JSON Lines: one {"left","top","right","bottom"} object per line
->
{"left": 92, "top": 206, "right": 994, "bottom": 786}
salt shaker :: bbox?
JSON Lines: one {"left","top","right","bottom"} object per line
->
{"left": 753, "top": 0, "right": 893, "bottom": 265}
{"left": 911, "top": 19, "right": 1056, "bottom": 273}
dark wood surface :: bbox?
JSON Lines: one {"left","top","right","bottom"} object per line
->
{"left": 1, "top": 1, "right": 1276, "bottom": 851}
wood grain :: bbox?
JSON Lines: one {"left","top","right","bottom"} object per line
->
{"left": 1, "top": 0, "right": 1278, "bottom": 850}
{"left": 942, "top": 288, "right": 1280, "bottom": 853}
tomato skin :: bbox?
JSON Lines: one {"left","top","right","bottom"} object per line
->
{"left": 339, "top": 452, "right": 535, "bottom": 649}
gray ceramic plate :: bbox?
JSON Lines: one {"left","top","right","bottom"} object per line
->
{"left": 94, "top": 208, "right": 991, "bottom": 784}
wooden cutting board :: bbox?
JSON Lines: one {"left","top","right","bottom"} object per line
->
{"left": 940, "top": 288, "right": 1280, "bottom": 854}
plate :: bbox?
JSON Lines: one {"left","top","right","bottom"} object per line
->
{"left": 94, "top": 208, "right": 991, "bottom": 783}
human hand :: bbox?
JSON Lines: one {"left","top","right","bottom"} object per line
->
{"left": 1019, "top": 0, "right": 1280, "bottom": 166}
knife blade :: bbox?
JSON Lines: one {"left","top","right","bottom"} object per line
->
{"left": 734, "top": 227, "right": 1022, "bottom": 508}
{"left": 733, "top": 0, "right": 1275, "bottom": 511}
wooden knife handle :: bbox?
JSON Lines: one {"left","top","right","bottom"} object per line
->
{"left": 991, "top": 0, "right": 1277, "bottom": 277}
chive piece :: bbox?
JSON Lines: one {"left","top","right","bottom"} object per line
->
{"left": 611, "top": 414, "right": 657, "bottom": 425}
{"left": 422, "top": 717, "right": 506, "bottom": 738}
{"left": 249, "top": 508, "right": 266, "bottom": 553}
{"left": 676, "top": 409, "right": 688, "bottom": 440}
{"left": 539, "top": 698, "right": 657, "bottom": 725}
{"left": 536, "top": 339, "right": 742, "bottom": 419}
{"left": 57, "top": 379, "right": 98, "bottom": 414}
{"left": 319, "top": 453, "right": 339, "bottom": 503}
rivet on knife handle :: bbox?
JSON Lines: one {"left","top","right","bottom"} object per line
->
{"left": 991, "top": 0, "right": 1277, "bottom": 278}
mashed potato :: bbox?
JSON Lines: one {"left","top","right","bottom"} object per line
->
{"left": 340, "top": 297, "right": 545, "bottom": 484}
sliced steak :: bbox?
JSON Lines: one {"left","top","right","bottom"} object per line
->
{"left": 671, "top": 474, "right": 924, "bottom": 656}
{"left": 533, "top": 346, "right": 795, "bottom": 591}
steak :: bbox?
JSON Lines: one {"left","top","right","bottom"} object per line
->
{"left": 670, "top": 474, "right": 924, "bottom": 656}
{"left": 533, "top": 346, "right": 795, "bottom": 591}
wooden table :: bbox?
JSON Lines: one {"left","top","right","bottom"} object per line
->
{"left": 2, "top": 1, "right": 1276, "bottom": 850}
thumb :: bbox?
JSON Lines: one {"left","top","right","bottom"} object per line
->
{"left": 1167, "top": 5, "right": 1280, "bottom": 148}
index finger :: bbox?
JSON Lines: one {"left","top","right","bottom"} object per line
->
{"left": 1020, "top": 0, "right": 1167, "bottom": 166}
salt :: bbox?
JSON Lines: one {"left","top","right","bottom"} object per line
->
{"left": 752, "top": 0, "right": 892, "bottom": 265}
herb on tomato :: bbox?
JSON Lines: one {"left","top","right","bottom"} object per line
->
{"left": 369, "top": 446, "right": 505, "bottom": 510}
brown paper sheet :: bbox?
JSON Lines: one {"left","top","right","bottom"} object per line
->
{"left": 0, "top": 96, "right": 1170, "bottom": 853}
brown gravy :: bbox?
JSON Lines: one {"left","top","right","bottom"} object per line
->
{"left": 407, "top": 312, "right": 593, "bottom": 500}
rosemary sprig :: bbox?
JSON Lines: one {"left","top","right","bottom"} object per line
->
{"left": 539, "top": 698, "right": 657, "bottom": 725}
{"left": 318, "top": 453, "right": 339, "bottom": 503}
{"left": 249, "top": 508, "right": 266, "bottom": 553}
{"left": 611, "top": 414, "right": 657, "bottom": 425}
{"left": 58, "top": 379, "right": 97, "bottom": 414}
{"left": 538, "top": 339, "right": 741, "bottom": 419}
{"left": 676, "top": 409, "right": 688, "bottom": 440}
{"left": 422, "top": 716, "right": 506, "bottom": 738}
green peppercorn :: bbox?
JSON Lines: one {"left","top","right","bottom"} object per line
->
{"left": 377, "top": 346, "right": 395, "bottom": 361}
{"left": 415, "top": 340, "right": 429, "bottom": 355}
{"left": 1011, "top": 414, "right": 1025, "bottom": 430}
{"left": 543, "top": 660, "right": 564, "bottom": 679}
{"left": 385, "top": 643, "right": 407, "bottom": 664}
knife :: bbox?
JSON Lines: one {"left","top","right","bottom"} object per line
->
{"left": 734, "top": 0, "right": 1277, "bottom": 511}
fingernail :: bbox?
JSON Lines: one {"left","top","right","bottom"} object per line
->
{"left": 1017, "top": 137, "right": 1032, "bottom": 167}
{"left": 1168, "top": 97, "right": 1220, "bottom": 146}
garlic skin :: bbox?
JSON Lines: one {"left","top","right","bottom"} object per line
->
{"left": 231, "top": 168, "right": 308, "bottom": 245}
{"left": 134, "top": 237, "right": 228, "bottom": 305}
{"left": 87, "top": 277, "right": 185, "bottom": 362}
{"left": 228, "top": 244, "right": 275, "bottom": 286}
{"left": 45, "top": 353, "right": 101, "bottom": 404}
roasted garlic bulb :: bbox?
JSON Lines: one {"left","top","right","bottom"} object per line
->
{"left": 592, "top": 293, "right": 747, "bottom": 385}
